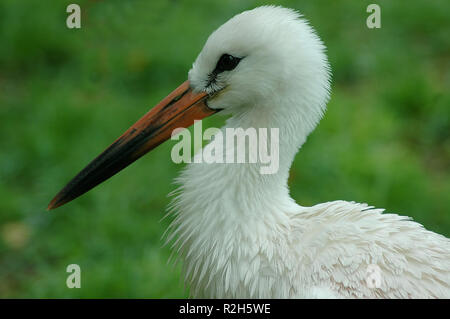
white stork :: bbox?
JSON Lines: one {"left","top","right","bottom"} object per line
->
{"left": 49, "top": 6, "right": 450, "bottom": 298}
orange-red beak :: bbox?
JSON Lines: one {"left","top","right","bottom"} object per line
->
{"left": 48, "top": 81, "right": 217, "bottom": 210}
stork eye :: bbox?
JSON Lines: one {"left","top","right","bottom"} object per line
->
{"left": 215, "top": 54, "right": 242, "bottom": 73}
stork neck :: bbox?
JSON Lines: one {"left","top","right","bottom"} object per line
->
{"left": 180, "top": 104, "right": 310, "bottom": 219}
{"left": 223, "top": 106, "right": 305, "bottom": 180}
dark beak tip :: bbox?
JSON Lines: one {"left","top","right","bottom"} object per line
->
{"left": 47, "top": 201, "right": 57, "bottom": 211}
{"left": 47, "top": 194, "right": 65, "bottom": 211}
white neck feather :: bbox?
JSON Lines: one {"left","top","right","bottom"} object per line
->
{"left": 164, "top": 96, "right": 324, "bottom": 296}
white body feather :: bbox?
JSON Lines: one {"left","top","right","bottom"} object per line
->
{"left": 165, "top": 6, "right": 450, "bottom": 298}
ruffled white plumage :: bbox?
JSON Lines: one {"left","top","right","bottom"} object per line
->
{"left": 162, "top": 6, "right": 450, "bottom": 298}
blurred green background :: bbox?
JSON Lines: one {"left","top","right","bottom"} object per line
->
{"left": 0, "top": 0, "right": 449, "bottom": 298}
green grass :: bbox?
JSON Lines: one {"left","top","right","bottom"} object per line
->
{"left": 0, "top": 0, "right": 449, "bottom": 297}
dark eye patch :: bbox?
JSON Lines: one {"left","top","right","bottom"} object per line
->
{"left": 215, "top": 54, "right": 242, "bottom": 73}
{"left": 206, "top": 54, "right": 242, "bottom": 88}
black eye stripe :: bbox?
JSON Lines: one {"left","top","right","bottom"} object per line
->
{"left": 213, "top": 54, "right": 242, "bottom": 74}
{"left": 205, "top": 54, "right": 243, "bottom": 88}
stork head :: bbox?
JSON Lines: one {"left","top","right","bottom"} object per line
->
{"left": 189, "top": 6, "right": 331, "bottom": 123}
{"left": 48, "top": 6, "right": 331, "bottom": 210}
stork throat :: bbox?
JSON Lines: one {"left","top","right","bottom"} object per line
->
{"left": 170, "top": 120, "right": 280, "bottom": 174}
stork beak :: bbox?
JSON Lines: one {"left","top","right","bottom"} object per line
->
{"left": 48, "top": 81, "right": 217, "bottom": 210}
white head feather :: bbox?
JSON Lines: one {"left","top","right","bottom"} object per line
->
{"left": 189, "top": 6, "right": 331, "bottom": 137}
